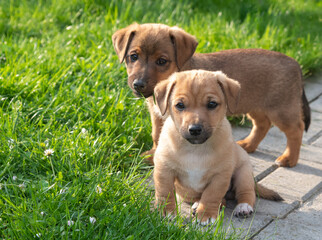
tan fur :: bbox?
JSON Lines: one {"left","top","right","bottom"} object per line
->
{"left": 153, "top": 70, "right": 282, "bottom": 224}
{"left": 112, "top": 23, "right": 311, "bottom": 167}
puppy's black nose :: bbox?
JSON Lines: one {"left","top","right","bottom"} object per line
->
{"left": 133, "top": 79, "right": 146, "bottom": 92}
{"left": 189, "top": 124, "right": 202, "bottom": 136}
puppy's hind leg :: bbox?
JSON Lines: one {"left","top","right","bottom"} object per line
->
{"left": 270, "top": 111, "right": 304, "bottom": 167}
{"left": 237, "top": 111, "right": 271, "bottom": 153}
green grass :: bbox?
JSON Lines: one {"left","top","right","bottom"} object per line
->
{"left": 0, "top": 0, "right": 321, "bottom": 239}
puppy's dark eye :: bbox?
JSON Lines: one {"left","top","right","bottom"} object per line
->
{"left": 130, "top": 54, "right": 138, "bottom": 62}
{"left": 156, "top": 58, "right": 167, "bottom": 66}
{"left": 175, "top": 102, "right": 185, "bottom": 111}
{"left": 207, "top": 101, "right": 218, "bottom": 109}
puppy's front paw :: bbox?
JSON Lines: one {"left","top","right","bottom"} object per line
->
{"left": 197, "top": 217, "right": 216, "bottom": 226}
{"left": 195, "top": 204, "right": 218, "bottom": 226}
{"left": 191, "top": 201, "right": 199, "bottom": 216}
{"left": 233, "top": 203, "right": 253, "bottom": 218}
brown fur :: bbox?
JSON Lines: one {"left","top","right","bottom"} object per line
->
{"left": 112, "top": 23, "right": 311, "bottom": 167}
{"left": 153, "top": 70, "right": 282, "bottom": 224}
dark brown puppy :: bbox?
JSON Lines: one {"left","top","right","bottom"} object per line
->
{"left": 112, "top": 23, "right": 311, "bottom": 167}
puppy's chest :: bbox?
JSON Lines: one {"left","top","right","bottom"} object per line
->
{"left": 175, "top": 152, "right": 213, "bottom": 192}
{"left": 180, "top": 168, "right": 207, "bottom": 192}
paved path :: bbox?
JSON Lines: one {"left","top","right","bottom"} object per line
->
{"left": 164, "top": 74, "right": 322, "bottom": 239}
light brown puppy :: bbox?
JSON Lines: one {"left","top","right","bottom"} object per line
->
{"left": 153, "top": 70, "right": 282, "bottom": 225}
{"left": 112, "top": 23, "right": 311, "bottom": 167}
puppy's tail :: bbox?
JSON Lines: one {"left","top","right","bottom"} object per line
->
{"left": 302, "top": 88, "right": 311, "bottom": 132}
{"left": 255, "top": 183, "right": 283, "bottom": 201}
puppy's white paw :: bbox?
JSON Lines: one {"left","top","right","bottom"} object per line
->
{"left": 233, "top": 203, "right": 253, "bottom": 218}
{"left": 197, "top": 217, "right": 216, "bottom": 226}
{"left": 191, "top": 202, "right": 199, "bottom": 215}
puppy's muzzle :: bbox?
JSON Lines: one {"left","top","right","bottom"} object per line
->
{"left": 189, "top": 124, "right": 202, "bottom": 136}
{"left": 185, "top": 124, "right": 209, "bottom": 144}
{"left": 133, "top": 79, "right": 147, "bottom": 95}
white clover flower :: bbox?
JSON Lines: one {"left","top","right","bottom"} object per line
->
{"left": 96, "top": 185, "right": 102, "bottom": 194}
{"left": 8, "top": 138, "right": 14, "bottom": 149}
{"left": 89, "top": 217, "right": 96, "bottom": 224}
{"left": 18, "top": 183, "right": 26, "bottom": 189}
{"left": 66, "top": 26, "right": 72, "bottom": 30}
{"left": 44, "top": 149, "right": 54, "bottom": 157}
{"left": 59, "top": 188, "right": 66, "bottom": 194}
{"left": 13, "top": 176, "right": 17, "bottom": 181}
{"left": 68, "top": 220, "right": 74, "bottom": 226}
{"left": 81, "top": 128, "right": 87, "bottom": 134}
{"left": 40, "top": 211, "right": 44, "bottom": 216}
{"left": 35, "top": 233, "right": 41, "bottom": 238}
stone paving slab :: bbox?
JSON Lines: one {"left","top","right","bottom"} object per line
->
{"left": 258, "top": 159, "right": 322, "bottom": 202}
{"left": 312, "top": 135, "right": 322, "bottom": 148}
{"left": 304, "top": 75, "right": 322, "bottom": 102}
{"left": 298, "top": 145, "right": 322, "bottom": 165}
{"left": 303, "top": 111, "right": 322, "bottom": 144}
{"left": 249, "top": 151, "right": 277, "bottom": 178}
{"left": 310, "top": 96, "right": 322, "bottom": 112}
{"left": 254, "top": 189, "right": 322, "bottom": 240}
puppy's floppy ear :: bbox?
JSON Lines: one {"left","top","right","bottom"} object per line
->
{"left": 112, "top": 23, "right": 138, "bottom": 63}
{"left": 154, "top": 77, "right": 176, "bottom": 116}
{"left": 216, "top": 72, "right": 241, "bottom": 114}
{"left": 169, "top": 27, "right": 198, "bottom": 70}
